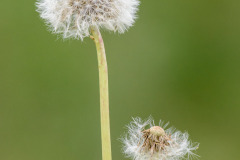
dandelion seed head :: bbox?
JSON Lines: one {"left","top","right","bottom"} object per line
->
{"left": 36, "top": 0, "right": 140, "bottom": 40}
{"left": 122, "top": 117, "right": 199, "bottom": 160}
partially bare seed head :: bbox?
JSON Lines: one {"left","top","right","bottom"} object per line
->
{"left": 122, "top": 117, "right": 199, "bottom": 160}
{"left": 141, "top": 126, "right": 171, "bottom": 154}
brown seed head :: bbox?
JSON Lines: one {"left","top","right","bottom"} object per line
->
{"left": 141, "top": 126, "right": 171, "bottom": 154}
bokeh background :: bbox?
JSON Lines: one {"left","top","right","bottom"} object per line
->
{"left": 0, "top": 0, "right": 240, "bottom": 159}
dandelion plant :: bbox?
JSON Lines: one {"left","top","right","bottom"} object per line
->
{"left": 36, "top": 0, "right": 198, "bottom": 160}
{"left": 122, "top": 117, "right": 199, "bottom": 160}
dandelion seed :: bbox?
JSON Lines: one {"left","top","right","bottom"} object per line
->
{"left": 122, "top": 117, "right": 199, "bottom": 160}
{"left": 36, "top": 0, "right": 140, "bottom": 40}
{"left": 36, "top": 1, "right": 141, "bottom": 160}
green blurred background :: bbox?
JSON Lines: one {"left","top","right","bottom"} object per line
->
{"left": 0, "top": 0, "right": 240, "bottom": 159}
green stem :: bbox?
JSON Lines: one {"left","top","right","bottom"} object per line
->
{"left": 91, "top": 26, "right": 112, "bottom": 160}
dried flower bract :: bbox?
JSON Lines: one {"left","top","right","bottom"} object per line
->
{"left": 36, "top": 0, "right": 140, "bottom": 40}
{"left": 122, "top": 117, "right": 199, "bottom": 160}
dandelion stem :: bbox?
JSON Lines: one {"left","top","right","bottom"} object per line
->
{"left": 91, "top": 26, "right": 112, "bottom": 160}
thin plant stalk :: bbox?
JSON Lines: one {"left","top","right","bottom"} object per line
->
{"left": 91, "top": 26, "right": 112, "bottom": 160}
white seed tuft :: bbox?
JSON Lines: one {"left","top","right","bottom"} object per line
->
{"left": 36, "top": 0, "right": 140, "bottom": 40}
{"left": 122, "top": 117, "right": 199, "bottom": 160}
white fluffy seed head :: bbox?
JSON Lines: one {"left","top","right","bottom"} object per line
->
{"left": 122, "top": 117, "right": 199, "bottom": 160}
{"left": 36, "top": 0, "right": 140, "bottom": 40}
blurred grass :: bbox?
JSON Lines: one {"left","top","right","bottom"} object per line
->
{"left": 0, "top": 0, "right": 240, "bottom": 160}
